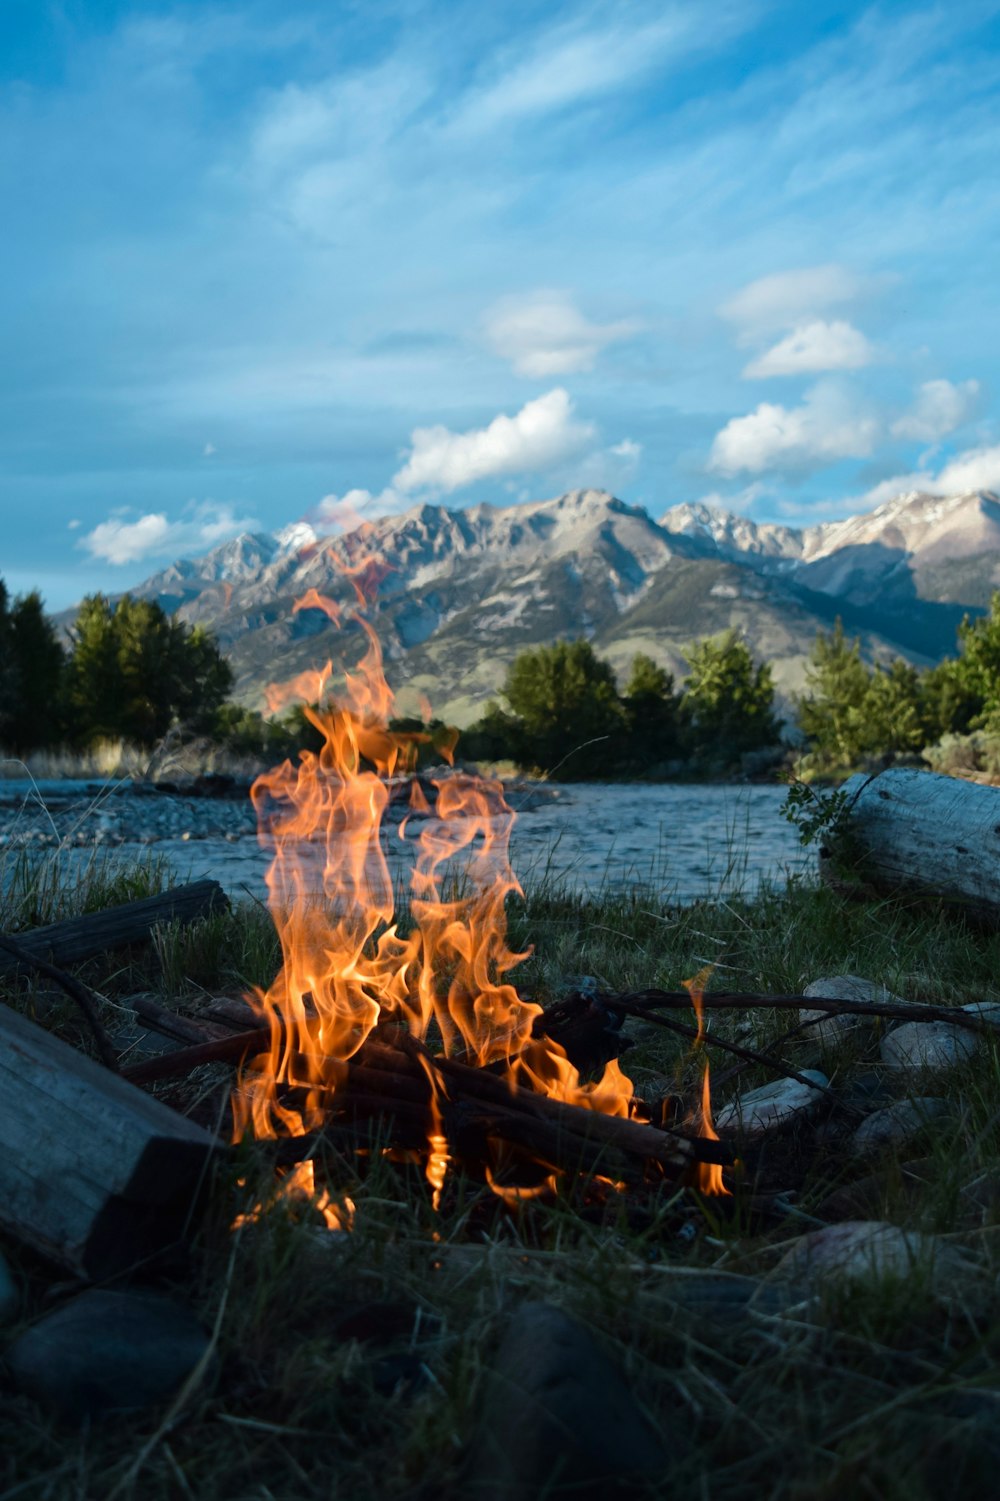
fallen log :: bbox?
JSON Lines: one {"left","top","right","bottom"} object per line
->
{"left": 0, "top": 1002, "right": 219, "bottom": 1277}
{"left": 0, "top": 878, "right": 229, "bottom": 978}
{"left": 831, "top": 768, "right": 1000, "bottom": 924}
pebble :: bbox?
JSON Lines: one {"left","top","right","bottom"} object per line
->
{"left": 800, "top": 974, "right": 904, "bottom": 1049}
{"left": 714, "top": 1070, "right": 829, "bottom": 1138}
{"left": 851, "top": 1097, "right": 954, "bottom": 1156}
{"left": 5, "top": 1288, "right": 210, "bottom": 1422}
{"left": 464, "top": 1301, "right": 671, "bottom": 1501}
{"left": 880, "top": 1021, "right": 978, "bottom": 1073}
{"left": 0, "top": 1249, "right": 18, "bottom": 1324}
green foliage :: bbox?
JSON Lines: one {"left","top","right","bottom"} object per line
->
{"left": 681, "top": 629, "right": 779, "bottom": 755}
{"left": 953, "top": 593, "right": 1000, "bottom": 729}
{"left": 0, "top": 586, "right": 66, "bottom": 752}
{"left": 66, "top": 594, "right": 233, "bottom": 747}
{"left": 780, "top": 777, "right": 854, "bottom": 848}
{"left": 502, "top": 638, "right": 627, "bottom": 776}
{"left": 622, "top": 653, "right": 682, "bottom": 766}
{"left": 796, "top": 620, "right": 927, "bottom": 770}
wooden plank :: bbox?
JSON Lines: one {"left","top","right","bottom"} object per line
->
{"left": 0, "top": 1002, "right": 220, "bottom": 1277}
{"left": 0, "top": 879, "right": 228, "bottom": 978}
{"left": 835, "top": 768, "right": 1000, "bottom": 923}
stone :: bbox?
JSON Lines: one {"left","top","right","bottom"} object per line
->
{"left": 0, "top": 1249, "right": 18, "bottom": 1324}
{"left": 714, "top": 1070, "right": 828, "bottom": 1138}
{"left": 775, "top": 1219, "right": 957, "bottom": 1287}
{"left": 851, "top": 1097, "right": 955, "bottom": 1156}
{"left": 961, "top": 1001, "right": 1000, "bottom": 1029}
{"left": 464, "top": 1301, "right": 671, "bottom": 1500}
{"left": 880, "top": 1021, "right": 978, "bottom": 1072}
{"left": 800, "top": 975, "right": 904, "bottom": 1049}
{"left": 5, "top": 1288, "right": 210, "bottom": 1422}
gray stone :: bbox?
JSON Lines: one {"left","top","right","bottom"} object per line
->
{"left": 464, "top": 1301, "right": 671, "bottom": 1500}
{"left": 5, "top": 1288, "right": 210, "bottom": 1422}
{"left": 714, "top": 1070, "right": 828, "bottom": 1138}
{"left": 851, "top": 1097, "right": 954, "bottom": 1156}
{"left": 800, "top": 975, "right": 904, "bottom": 1049}
{"left": 0, "top": 1249, "right": 18, "bottom": 1324}
{"left": 775, "top": 1219, "right": 954, "bottom": 1286}
{"left": 880, "top": 1021, "right": 978, "bottom": 1073}
{"left": 961, "top": 1001, "right": 1000, "bottom": 1029}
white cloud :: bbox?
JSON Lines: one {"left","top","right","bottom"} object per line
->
{"left": 67, "top": 519, "right": 81, "bottom": 530}
{"left": 485, "top": 291, "right": 638, "bottom": 377}
{"left": 743, "top": 319, "right": 874, "bottom": 378}
{"left": 709, "top": 383, "right": 879, "bottom": 475}
{"left": 860, "top": 443, "right": 1000, "bottom": 509}
{"left": 392, "top": 388, "right": 596, "bottom": 495}
{"left": 891, "top": 378, "right": 980, "bottom": 442}
{"left": 721, "top": 265, "right": 863, "bottom": 339}
{"left": 81, "top": 501, "right": 258, "bottom": 566}
{"left": 203, "top": 441, "right": 216, "bottom": 456}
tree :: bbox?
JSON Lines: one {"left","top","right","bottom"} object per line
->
{"left": 3, "top": 592, "right": 66, "bottom": 751}
{"left": 951, "top": 594, "right": 1000, "bottom": 730}
{"left": 502, "top": 639, "right": 625, "bottom": 776}
{"left": 66, "top": 595, "right": 233, "bottom": 747}
{"left": 682, "top": 629, "right": 779, "bottom": 757}
{"left": 622, "top": 653, "right": 682, "bottom": 765}
{"left": 796, "top": 619, "right": 874, "bottom": 766}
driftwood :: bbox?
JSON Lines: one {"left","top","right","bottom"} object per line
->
{"left": 833, "top": 768, "right": 1000, "bottom": 924}
{"left": 0, "top": 879, "right": 228, "bottom": 979}
{"left": 0, "top": 1002, "right": 219, "bottom": 1277}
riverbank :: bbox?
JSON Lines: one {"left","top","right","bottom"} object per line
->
{"left": 1, "top": 864, "right": 999, "bottom": 1499}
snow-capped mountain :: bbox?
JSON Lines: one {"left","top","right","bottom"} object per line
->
{"left": 116, "top": 487, "right": 1000, "bottom": 724}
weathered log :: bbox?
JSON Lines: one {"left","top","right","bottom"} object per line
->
{"left": 0, "top": 1002, "right": 219, "bottom": 1277}
{"left": 833, "top": 768, "right": 1000, "bottom": 924}
{"left": 0, "top": 879, "right": 229, "bottom": 978}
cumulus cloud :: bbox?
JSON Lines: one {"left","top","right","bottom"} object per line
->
{"left": 81, "top": 501, "right": 258, "bottom": 566}
{"left": 743, "top": 319, "right": 874, "bottom": 378}
{"left": 709, "top": 383, "right": 879, "bottom": 475}
{"left": 721, "top": 265, "right": 862, "bottom": 339}
{"left": 891, "top": 378, "right": 980, "bottom": 442}
{"left": 392, "top": 388, "right": 596, "bottom": 495}
{"left": 485, "top": 291, "right": 638, "bottom": 377}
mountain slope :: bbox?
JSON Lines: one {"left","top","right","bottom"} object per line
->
{"left": 115, "top": 486, "right": 998, "bottom": 725}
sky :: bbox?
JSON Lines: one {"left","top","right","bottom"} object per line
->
{"left": 3, "top": 0, "right": 1000, "bottom": 609}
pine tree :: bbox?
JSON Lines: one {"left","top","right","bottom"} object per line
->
{"left": 682, "top": 630, "right": 779, "bottom": 756}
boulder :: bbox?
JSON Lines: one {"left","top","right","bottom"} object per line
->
{"left": 880, "top": 1021, "right": 978, "bottom": 1073}
{"left": 851, "top": 1097, "right": 955, "bottom": 1156}
{"left": 800, "top": 975, "right": 904, "bottom": 1049}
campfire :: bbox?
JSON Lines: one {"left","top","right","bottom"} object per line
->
{"left": 229, "top": 575, "right": 731, "bottom": 1217}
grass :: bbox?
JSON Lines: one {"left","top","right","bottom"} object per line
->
{"left": 3, "top": 855, "right": 1000, "bottom": 1498}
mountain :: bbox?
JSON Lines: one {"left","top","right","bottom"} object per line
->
{"left": 114, "top": 486, "right": 998, "bottom": 727}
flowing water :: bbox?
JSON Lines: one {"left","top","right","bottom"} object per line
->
{"left": 0, "top": 778, "right": 812, "bottom": 906}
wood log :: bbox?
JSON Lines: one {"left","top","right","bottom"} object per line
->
{"left": 0, "top": 879, "right": 229, "bottom": 978}
{"left": 0, "top": 1002, "right": 219, "bottom": 1277}
{"left": 832, "top": 768, "right": 1000, "bottom": 924}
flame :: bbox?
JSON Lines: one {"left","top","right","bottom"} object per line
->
{"left": 682, "top": 967, "right": 730, "bottom": 1197}
{"left": 233, "top": 1161, "right": 355, "bottom": 1232}
{"left": 232, "top": 580, "right": 634, "bottom": 1207}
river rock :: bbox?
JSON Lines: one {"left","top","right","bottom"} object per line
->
{"left": 961, "top": 1001, "right": 1000, "bottom": 1029}
{"left": 851, "top": 1097, "right": 954, "bottom": 1156}
{"left": 714, "top": 1071, "right": 828, "bottom": 1138}
{"left": 880, "top": 1021, "right": 978, "bottom": 1073}
{"left": 800, "top": 975, "right": 904, "bottom": 1049}
{"left": 776, "top": 1220, "right": 952, "bottom": 1286}
{"left": 5, "top": 1288, "right": 210, "bottom": 1422}
{"left": 0, "top": 1250, "right": 18, "bottom": 1324}
{"left": 464, "top": 1301, "right": 671, "bottom": 1500}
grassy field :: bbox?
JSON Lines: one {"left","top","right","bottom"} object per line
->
{"left": 2, "top": 846, "right": 1000, "bottom": 1499}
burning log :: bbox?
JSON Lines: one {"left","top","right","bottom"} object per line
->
{"left": 830, "top": 768, "right": 1000, "bottom": 924}
{"left": 0, "top": 879, "right": 228, "bottom": 979}
{"left": 0, "top": 1002, "right": 218, "bottom": 1277}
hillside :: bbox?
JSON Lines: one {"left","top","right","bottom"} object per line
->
{"left": 112, "top": 487, "right": 1000, "bottom": 725}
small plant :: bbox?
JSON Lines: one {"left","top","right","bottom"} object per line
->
{"left": 780, "top": 775, "right": 854, "bottom": 850}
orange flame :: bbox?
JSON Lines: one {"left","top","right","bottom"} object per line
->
{"left": 682, "top": 967, "right": 730, "bottom": 1197}
{"left": 232, "top": 580, "right": 633, "bottom": 1205}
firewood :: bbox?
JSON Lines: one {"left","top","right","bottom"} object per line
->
{"left": 0, "top": 1002, "right": 219, "bottom": 1277}
{"left": 0, "top": 879, "right": 228, "bottom": 979}
{"left": 602, "top": 988, "right": 1000, "bottom": 1036}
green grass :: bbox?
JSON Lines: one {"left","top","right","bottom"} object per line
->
{"left": 3, "top": 860, "right": 1000, "bottom": 1499}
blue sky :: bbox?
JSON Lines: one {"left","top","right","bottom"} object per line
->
{"left": 3, "top": 0, "right": 1000, "bottom": 608}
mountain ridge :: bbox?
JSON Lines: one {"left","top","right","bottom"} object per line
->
{"left": 112, "top": 486, "right": 1000, "bottom": 724}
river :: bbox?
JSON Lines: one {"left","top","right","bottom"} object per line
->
{"left": 0, "top": 778, "right": 812, "bottom": 906}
